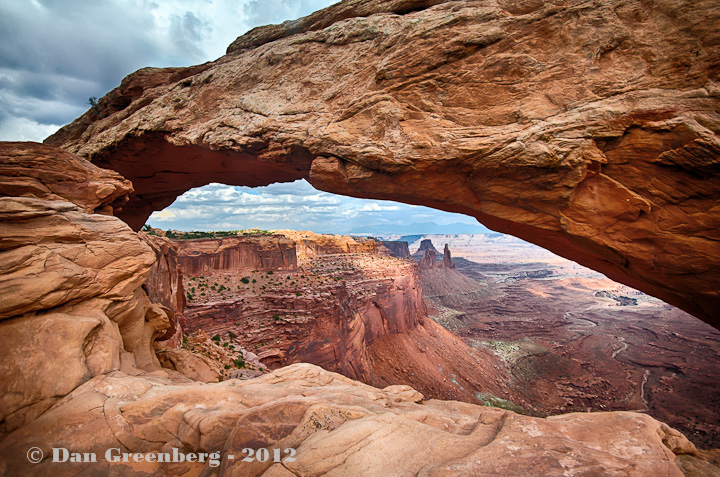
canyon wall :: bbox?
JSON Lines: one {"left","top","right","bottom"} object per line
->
{"left": 45, "top": 0, "right": 720, "bottom": 328}
{"left": 176, "top": 235, "right": 297, "bottom": 275}
{"left": 278, "top": 229, "right": 382, "bottom": 257}
{"left": 180, "top": 233, "right": 427, "bottom": 381}
{"left": 379, "top": 240, "right": 411, "bottom": 258}
{"left": 142, "top": 233, "right": 185, "bottom": 345}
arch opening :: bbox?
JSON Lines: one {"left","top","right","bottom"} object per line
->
{"left": 147, "top": 179, "right": 720, "bottom": 448}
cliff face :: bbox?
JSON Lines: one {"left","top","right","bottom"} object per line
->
{"left": 176, "top": 235, "right": 297, "bottom": 275}
{"left": 380, "top": 240, "right": 411, "bottom": 258}
{"left": 277, "top": 229, "right": 381, "bottom": 257}
{"left": 45, "top": 0, "right": 720, "bottom": 328}
{"left": 413, "top": 239, "right": 439, "bottom": 258}
{"left": 178, "top": 231, "right": 518, "bottom": 403}
{"left": 141, "top": 233, "right": 185, "bottom": 344}
{"left": 180, "top": 235, "right": 426, "bottom": 378}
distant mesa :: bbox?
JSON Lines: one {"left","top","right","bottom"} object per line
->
{"left": 412, "top": 239, "right": 439, "bottom": 258}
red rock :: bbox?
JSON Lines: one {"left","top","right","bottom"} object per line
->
{"left": 176, "top": 235, "right": 297, "bottom": 276}
{"left": 0, "top": 363, "right": 700, "bottom": 476}
{"left": 45, "top": 0, "right": 720, "bottom": 327}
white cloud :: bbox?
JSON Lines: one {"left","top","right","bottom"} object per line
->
{"left": 0, "top": 116, "right": 60, "bottom": 141}
{"left": 146, "top": 180, "right": 492, "bottom": 235}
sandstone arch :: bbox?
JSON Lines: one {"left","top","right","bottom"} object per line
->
{"left": 46, "top": 0, "right": 720, "bottom": 327}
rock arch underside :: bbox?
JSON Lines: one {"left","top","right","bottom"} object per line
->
{"left": 47, "top": 0, "right": 720, "bottom": 329}
{"left": 2, "top": 0, "right": 720, "bottom": 475}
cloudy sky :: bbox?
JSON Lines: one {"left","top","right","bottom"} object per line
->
{"left": 0, "top": 0, "right": 490, "bottom": 235}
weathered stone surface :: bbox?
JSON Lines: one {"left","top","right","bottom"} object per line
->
{"left": 0, "top": 141, "right": 132, "bottom": 215}
{"left": 46, "top": 0, "right": 720, "bottom": 327}
{"left": 0, "top": 310, "right": 120, "bottom": 437}
{"left": 0, "top": 363, "right": 698, "bottom": 476}
{"left": 176, "top": 235, "right": 297, "bottom": 276}
{"left": 413, "top": 239, "right": 440, "bottom": 258}
{"left": 141, "top": 233, "right": 185, "bottom": 344}
{"left": 0, "top": 142, "right": 176, "bottom": 438}
{"left": 279, "top": 229, "right": 382, "bottom": 257}
{"left": 442, "top": 243, "right": 455, "bottom": 269}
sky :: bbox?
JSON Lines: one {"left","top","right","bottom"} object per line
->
{"left": 0, "top": 0, "right": 491, "bottom": 235}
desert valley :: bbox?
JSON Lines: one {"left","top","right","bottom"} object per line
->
{"left": 145, "top": 228, "right": 720, "bottom": 450}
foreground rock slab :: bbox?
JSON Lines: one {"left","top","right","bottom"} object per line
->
{"left": 0, "top": 363, "right": 699, "bottom": 476}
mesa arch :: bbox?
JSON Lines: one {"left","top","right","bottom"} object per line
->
{"left": 46, "top": 0, "right": 720, "bottom": 328}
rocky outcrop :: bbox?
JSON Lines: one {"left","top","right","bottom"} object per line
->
{"left": 443, "top": 243, "right": 455, "bottom": 269}
{"left": 46, "top": 0, "right": 720, "bottom": 328}
{"left": 379, "top": 240, "right": 411, "bottom": 258}
{"left": 278, "top": 229, "right": 381, "bottom": 257}
{"left": 416, "top": 239, "right": 457, "bottom": 269}
{"left": 0, "top": 363, "right": 701, "bottom": 476}
{"left": 0, "top": 142, "right": 174, "bottom": 438}
{"left": 181, "top": 249, "right": 428, "bottom": 381}
{"left": 0, "top": 142, "right": 715, "bottom": 473}
{"left": 419, "top": 248, "right": 438, "bottom": 269}
{"left": 142, "top": 233, "right": 185, "bottom": 344}
{"left": 176, "top": 235, "right": 297, "bottom": 276}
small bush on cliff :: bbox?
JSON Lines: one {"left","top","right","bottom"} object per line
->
{"left": 211, "top": 334, "right": 220, "bottom": 342}
{"left": 234, "top": 357, "right": 246, "bottom": 368}
{"left": 240, "top": 277, "right": 250, "bottom": 284}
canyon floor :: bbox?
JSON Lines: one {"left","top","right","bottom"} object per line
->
{"left": 409, "top": 234, "right": 720, "bottom": 449}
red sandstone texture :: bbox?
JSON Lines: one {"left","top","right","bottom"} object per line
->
{"left": 176, "top": 234, "right": 297, "bottom": 276}
{"left": 45, "top": 0, "right": 720, "bottom": 328}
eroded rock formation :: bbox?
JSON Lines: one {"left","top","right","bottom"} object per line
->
{"left": 45, "top": 0, "right": 720, "bottom": 328}
{"left": 176, "top": 235, "right": 297, "bottom": 276}
{"left": 177, "top": 231, "right": 514, "bottom": 404}
{"left": 0, "top": 132, "right": 714, "bottom": 474}
{"left": 0, "top": 142, "right": 175, "bottom": 439}
{"left": 379, "top": 240, "right": 411, "bottom": 258}
{"left": 0, "top": 363, "right": 702, "bottom": 476}
{"left": 443, "top": 243, "right": 455, "bottom": 269}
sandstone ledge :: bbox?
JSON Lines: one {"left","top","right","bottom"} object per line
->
{"left": 0, "top": 363, "right": 698, "bottom": 476}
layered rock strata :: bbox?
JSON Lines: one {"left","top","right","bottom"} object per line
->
{"left": 379, "top": 240, "right": 411, "bottom": 258}
{"left": 46, "top": 0, "right": 720, "bottom": 327}
{"left": 0, "top": 142, "right": 174, "bottom": 439}
{"left": 176, "top": 235, "right": 297, "bottom": 276}
{"left": 0, "top": 141, "right": 714, "bottom": 475}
